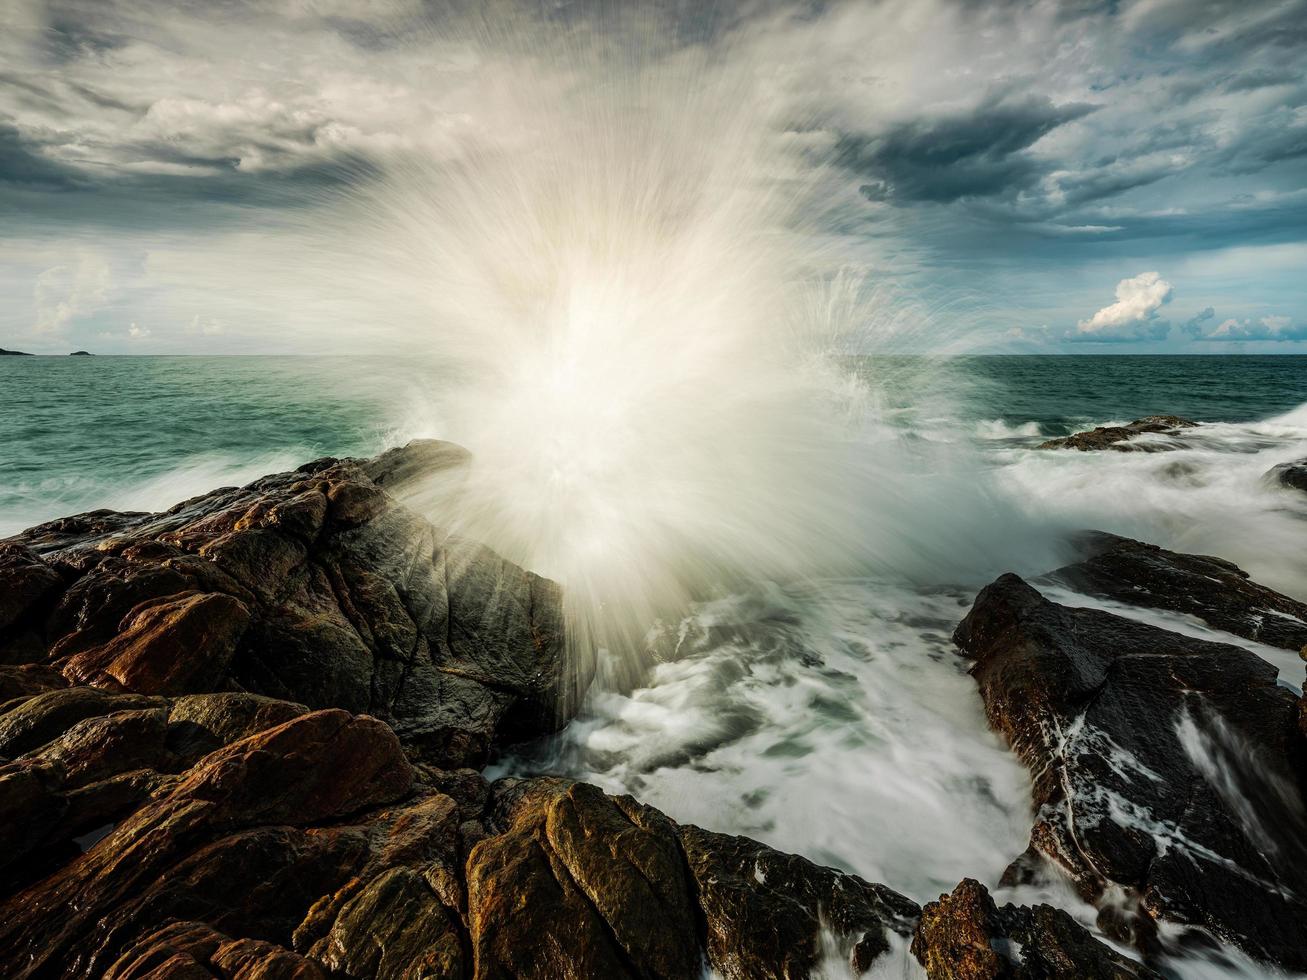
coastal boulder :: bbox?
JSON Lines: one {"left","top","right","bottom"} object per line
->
{"left": 1037, "top": 416, "right": 1196, "bottom": 452}
{"left": 3, "top": 440, "right": 589, "bottom": 768}
{"left": 1265, "top": 458, "right": 1307, "bottom": 494}
{"left": 955, "top": 574, "right": 1307, "bottom": 970}
{"left": 911, "top": 878, "right": 1160, "bottom": 979}
{"left": 1044, "top": 530, "right": 1307, "bottom": 652}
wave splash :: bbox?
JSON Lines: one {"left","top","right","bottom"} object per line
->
{"left": 318, "top": 11, "right": 1038, "bottom": 677}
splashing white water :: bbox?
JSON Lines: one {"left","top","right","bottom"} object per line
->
{"left": 304, "top": 10, "right": 1044, "bottom": 675}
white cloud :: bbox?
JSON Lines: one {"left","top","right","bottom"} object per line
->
{"left": 33, "top": 253, "right": 112, "bottom": 334}
{"left": 1067, "top": 271, "right": 1173, "bottom": 342}
{"left": 1204, "top": 314, "right": 1307, "bottom": 341}
{"left": 188, "top": 314, "right": 224, "bottom": 336}
{"left": 1004, "top": 325, "right": 1050, "bottom": 344}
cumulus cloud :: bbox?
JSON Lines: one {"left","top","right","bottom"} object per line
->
{"left": 33, "top": 252, "right": 111, "bottom": 334}
{"left": 1067, "top": 271, "right": 1174, "bottom": 342}
{"left": 1203, "top": 314, "right": 1307, "bottom": 341}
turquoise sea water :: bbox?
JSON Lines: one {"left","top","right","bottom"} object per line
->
{"left": 3, "top": 354, "right": 1305, "bottom": 536}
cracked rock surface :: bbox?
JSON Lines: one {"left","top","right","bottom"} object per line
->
{"left": 0, "top": 444, "right": 1274, "bottom": 978}
{"left": 955, "top": 571, "right": 1307, "bottom": 970}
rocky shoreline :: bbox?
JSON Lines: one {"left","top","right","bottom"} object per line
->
{"left": 2, "top": 438, "right": 1304, "bottom": 978}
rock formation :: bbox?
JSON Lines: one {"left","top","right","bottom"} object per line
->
{"left": 955, "top": 570, "right": 1307, "bottom": 970}
{"left": 2, "top": 444, "right": 1301, "bottom": 977}
{"left": 1037, "top": 416, "right": 1196, "bottom": 451}
{"left": 1, "top": 440, "right": 585, "bottom": 770}
{"left": 1265, "top": 458, "right": 1307, "bottom": 494}
{"left": 1044, "top": 530, "right": 1307, "bottom": 652}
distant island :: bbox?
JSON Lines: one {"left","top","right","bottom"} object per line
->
{"left": 0, "top": 349, "right": 95, "bottom": 356}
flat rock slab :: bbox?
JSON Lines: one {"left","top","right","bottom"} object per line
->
{"left": 1045, "top": 530, "right": 1307, "bottom": 653}
{"left": 955, "top": 573, "right": 1307, "bottom": 971}
{"left": 1038, "top": 416, "right": 1197, "bottom": 452}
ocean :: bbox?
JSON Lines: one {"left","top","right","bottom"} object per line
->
{"left": 5, "top": 353, "right": 1307, "bottom": 979}
{"left": 6, "top": 354, "right": 1306, "bottom": 538}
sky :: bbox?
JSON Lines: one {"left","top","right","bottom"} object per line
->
{"left": 2, "top": 0, "right": 1306, "bottom": 354}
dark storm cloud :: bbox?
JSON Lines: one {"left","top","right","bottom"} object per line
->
{"left": 2, "top": 0, "right": 1306, "bottom": 352}
{"left": 1181, "top": 306, "right": 1215, "bottom": 338}
{"left": 0, "top": 121, "right": 82, "bottom": 189}
{"left": 836, "top": 94, "right": 1097, "bottom": 204}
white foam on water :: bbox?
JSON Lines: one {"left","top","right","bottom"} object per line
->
{"left": 0, "top": 450, "right": 308, "bottom": 538}
{"left": 995, "top": 412, "right": 1307, "bottom": 600}
{"left": 973, "top": 418, "right": 1043, "bottom": 440}
{"left": 495, "top": 578, "right": 1034, "bottom": 904}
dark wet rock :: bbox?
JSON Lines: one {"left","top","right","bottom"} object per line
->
{"left": 955, "top": 574, "right": 1307, "bottom": 971}
{"left": 0, "top": 708, "right": 415, "bottom": 977}
{"left": 60, "top": 591, "right": 252, "bottom": 695}
{"left": 0, "top": 683, "right": 1175, "bottom": 980}
{"left": 0, "top": 697, "right": 927, "bottom": 980}
{"left": 0, "top": 690, "right": 312, "bottom": 883}
{"left": 0, "top": 544, "right": 67, "bottom": 665}
{"left": 0, "top": 663, "right": 67, "bottom": 704}
{"left": 106, "top": 920, "right": 326, "bottom": 979}
{"left": 1, "top": 440, "right": 589, "bottom": 768}
{"left": 0, "top": 686, "right": 164, "bottom": 760}
{"left": 679, "top": 822, "right": 918, "bottom": 978}
{"left": 1266, "top": 458, "right": 1307, "bottom": 494}
{"left": 911, "top": 878, "right": 1160, "bottom": 979}
{"left": 1046, "top": 530, "right": 1307, "bottom": 653}
{"left": 1037, "top": 416, "right": 1197, "bottom": 452}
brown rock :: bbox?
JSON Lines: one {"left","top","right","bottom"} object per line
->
{"left": 679, "top": 823, "right": 918, "bottom": 978}
{"left": 3, "top": 440, "right": 589, "bottom": 769}
{"left": 60, "top": 592, "right": 251, "bottom": 695}
{"left": 105, "top": 920, "right": 326, "bottom": 980}
{"left": 172, "top": 708, "right": 413, "bottom": 827}
{"left": 0, "top": 544, "right": 65, "bottom": 664}
{"left": 304, "top": 868, "right": 464, "bottom": 979}
{"left": 0, "top": 664, "right": 67, "bottom": 705}
{"left": 0, "top": 686, "right": 164, "bottom": 759}
{"left": 1037, "top": 416, "right": 1196, "bottom": 452}
{"left": 468, "top": 778, "right": 701, "bottom": 980}
{"left": 0, "top": 708, "right": 414, "bottom": 977}
{"left": 911, "top": 878, "right": 1160, "bottom": 979}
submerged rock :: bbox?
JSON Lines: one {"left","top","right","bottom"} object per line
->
{"left": 1037, "top": 416, "right": 1196, "bottom": 452}
{"left": 955, "top": 574, "right": 1307, "bottom": 971}
{"left": 1265, "top": 458, "right": 1307, "bottom": 494}
{"left": 0, "top": 440, "right": 589, "bottom": 768}
{"left": 1045, "top": 530, "right": 1307, "bottom": 652}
